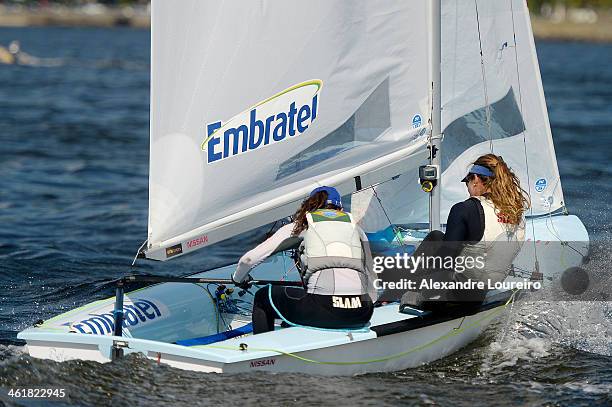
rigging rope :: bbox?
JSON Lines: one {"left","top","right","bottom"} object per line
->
{"left": 197, "top": 291, "right": 517, "bottom": 366}
{"left": 509, "top": 0, "right": 541, "bottom": 274}
{"left": 370, "top": 186, "right": 406, "bottom": 247}
{"left": 474, "top": 0, "right": 494, "bottom": 152}
{"left": 131, "top": 239, "right": 147, "bottom": 266}
{"left": 542, "top": 178, "right": 588, "bottom": 259}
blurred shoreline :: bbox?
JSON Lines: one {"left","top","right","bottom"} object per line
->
{"left": 0, "top": 4, "right": 150, "bottom": 29}
{"left": 532, "top": 13, "right": 612, "bottom": 42}
{"left": 0, "top": 4, "right": 611, "bottom": 42}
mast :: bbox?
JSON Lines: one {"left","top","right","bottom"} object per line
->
{"left": 430, "top": 0, "right": 442, "bottom": 231}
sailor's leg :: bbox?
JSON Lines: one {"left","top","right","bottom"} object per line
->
{"left": 445, "top": 272, "right": 487, "bottom": 313}
{"left": 411, "top": 229, "right": 447, "bottom": 288}
{"left": 252, "top": 286, "right": 309, "bottom": 334}
{"left": 409, "top": 271, "right": 487, "bottom": 314}
{"left": 377, "top": 231, "right": 447, "bottom": 302}
{"left": 252, "top": 287, "right": 276, "bottom": 334}
{"left": 413, "top": 230, "right": 445, "bottom": 257}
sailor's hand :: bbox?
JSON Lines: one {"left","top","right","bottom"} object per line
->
{"left": 232, "top": 275, "right": 253, "bottom": 289}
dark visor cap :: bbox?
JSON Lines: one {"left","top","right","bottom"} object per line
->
{"left": 461, "top": 164, "right": 494, "bottom": 182}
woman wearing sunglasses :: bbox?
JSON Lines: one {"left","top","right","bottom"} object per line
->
{"left": 400, "top": 153, "right": 529, "bottom": 312}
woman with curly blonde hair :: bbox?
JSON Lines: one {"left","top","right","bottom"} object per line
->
{"left": 462, "top": 153, "right": 529, "bottom": 226}
{"left": 399, "top": 154, "right": 528, "bottom": 312}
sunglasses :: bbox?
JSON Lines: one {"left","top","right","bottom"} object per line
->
{"left": 462, "top": 174, "right": 477, "bottom": 183}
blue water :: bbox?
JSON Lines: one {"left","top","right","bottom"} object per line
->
{"left": 0, "top": 27, "right": 611, "bottom": 406}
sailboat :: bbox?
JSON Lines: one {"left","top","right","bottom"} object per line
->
{"left": 18, "top": 0, "right": 588, "bottom": 375}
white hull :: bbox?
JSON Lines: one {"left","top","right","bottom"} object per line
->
{"left": 22, "top": 300, "right": 503, "bottom": 375}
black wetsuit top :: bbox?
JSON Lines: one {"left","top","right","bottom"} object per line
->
{"left": 441, "top": 198, "right": 486, "bottom": 257}
{"left": 445, "top": 198, "right": 485, "bottom": 241}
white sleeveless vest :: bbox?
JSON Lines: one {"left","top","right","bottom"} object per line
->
{"left": 460, "top": 196, "right": 525, "bottom": 284}
{"left": 301, "top": 209, "right": 365, "bottom": 275}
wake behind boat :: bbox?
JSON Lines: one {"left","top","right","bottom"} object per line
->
{"left": 18, "top": 0, "right": 589, "bottom": 375}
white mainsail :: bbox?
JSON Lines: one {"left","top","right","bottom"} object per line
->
{"left": 354, "top": 0, "right": 565, "bottom": 229}
{"left": 145, "top": 1, "right": 432, "bottom": 260}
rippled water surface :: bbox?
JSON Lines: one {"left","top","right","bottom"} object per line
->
{"left": 0, "top": 27, "right": 610, "bottom": 406}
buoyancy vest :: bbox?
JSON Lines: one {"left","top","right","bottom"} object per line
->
{"left": 300, "top": 209, "right": 367, "bottom": 292}
{"left": 460, "top": 196, "right": 525, "bottom": 284}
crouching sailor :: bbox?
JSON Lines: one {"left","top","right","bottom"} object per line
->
{"left": 232, "top": 186, "right": 377, "bottom": 334}
{"left": 400, "top": 154, "right": 527, "bottom": 313}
